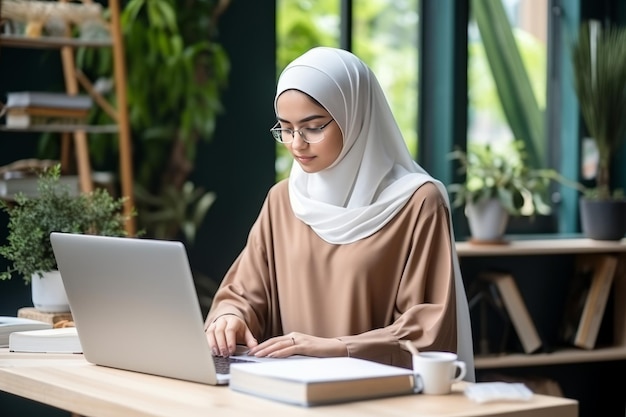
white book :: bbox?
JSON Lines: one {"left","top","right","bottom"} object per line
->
{"left": 0, "top": 317, "right": 52, "bottom": 347}
{"left": 0, "top": 175, "right": 80, "bottom": 197}
{"left": 5, "top": 113, "right": 88, "bottom": 128}
{"left": 229, "top": 357, "right": 416, "bottom": 406}
{"left": 9, "top": 327, "right": 82, "bottom": 354}
{"left": 6, "top": 92, "right": 93, "bottom": 110}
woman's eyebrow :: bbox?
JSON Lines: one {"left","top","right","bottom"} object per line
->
{"left": 277, "top": 114, "right": 327, "bottom": 124}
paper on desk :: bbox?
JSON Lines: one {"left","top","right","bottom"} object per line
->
{"left": 465, "top": 382, "right": 533, "bottom": 403}
{"left": 0, "top": 317, "right": 52, "bottom": 347}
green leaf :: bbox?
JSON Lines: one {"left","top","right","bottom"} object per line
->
{"left": 473, "top": 0, "right": 544, "bottom": 168}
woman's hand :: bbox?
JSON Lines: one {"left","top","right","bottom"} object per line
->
{"left": 205, "top": 314, "right": 258, "bottom": 357}
{"left": 248, "top": 332, "right": 348, "bottom": 358}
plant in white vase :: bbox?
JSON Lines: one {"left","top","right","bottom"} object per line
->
{"left": 0, "top": 165, "right": 133, "bottom": 312}
{"left": 447, "top": 140, "right": 583, "bottom": 242}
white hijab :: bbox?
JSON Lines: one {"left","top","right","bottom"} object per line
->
{"left": 275, "top": 47, "right": 475, "bottom": 380}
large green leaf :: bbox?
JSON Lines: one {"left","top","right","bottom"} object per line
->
{"left": 473, "top": 0, "right": 545, "bottom": 168}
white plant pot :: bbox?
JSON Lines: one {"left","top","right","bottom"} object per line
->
{"left": 31, "top": 270, "right": 70, "bottom": 313}
{"left": 465, "top": 198, "right": 509, "bottom": 242}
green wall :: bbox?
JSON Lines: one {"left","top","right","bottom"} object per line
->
{"left": 189, "top": 1, "right": 277, "bottom": 286}
{"left": 0, "top": 48, "right": 65, "bottom": 314}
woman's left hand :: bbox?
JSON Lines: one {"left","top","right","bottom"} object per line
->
{"left": 247, "top": 332, "right": 347, "bottom": 358}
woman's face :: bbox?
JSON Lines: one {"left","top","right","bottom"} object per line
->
{"left": 275, "top": 90, "right": 343, "bottom": 173}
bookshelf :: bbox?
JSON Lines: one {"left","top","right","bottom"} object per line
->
{"left": 456, "top": 237, "right": 626, "bottom": 369}
{"left": 474, "top": 345, "right": 626, "bottom": 369}
{"left": 457, "top": 238, "right": 626, "bottom": 257}
{"left": 0, "top": 0, "right": 135, "bottom": 235}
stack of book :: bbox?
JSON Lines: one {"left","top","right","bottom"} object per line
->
{"left": 0, "top": 159, "right": 80, "bottom": 199}
{"left": 4, "top": 91, "right": 93, "bottom": 128}
{"left": 0, "top": 174, "right": 79, "bottom": 198}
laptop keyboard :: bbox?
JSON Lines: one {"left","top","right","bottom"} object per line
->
{"left": 213, "top": 355, "right": 255, "bottom": 375}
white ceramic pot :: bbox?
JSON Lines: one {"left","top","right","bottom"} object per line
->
{"left": 465, "top": 198, "right": 509, "bottom": 242}
{"left": 31, "top": 270, "right": 70, "bottom": 313}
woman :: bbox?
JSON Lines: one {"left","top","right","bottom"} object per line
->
{"left": 205, "top": 47, "right": 474, "bottom": 379}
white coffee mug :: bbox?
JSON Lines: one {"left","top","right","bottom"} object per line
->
{"left": 412, "top": 351, "right": 466, "bottom": 395}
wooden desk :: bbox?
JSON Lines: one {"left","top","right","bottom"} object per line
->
{"left": 0, "top": 349, "right": 578, "bottom": 417}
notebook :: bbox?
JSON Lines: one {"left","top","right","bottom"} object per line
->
{"left": 49, "top": 232, "right": 263, "bottom": 385}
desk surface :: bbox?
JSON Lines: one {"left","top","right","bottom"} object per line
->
{"left": 0, "top": 349, "right": 577, "bottom": 417}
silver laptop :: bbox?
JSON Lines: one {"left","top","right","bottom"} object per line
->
{"left": 50, "top": 232, "right": 261, "bottom": 385}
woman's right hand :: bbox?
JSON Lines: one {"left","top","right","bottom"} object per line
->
{"left": 205, "top": 314, "right": 258, "bottom": 357}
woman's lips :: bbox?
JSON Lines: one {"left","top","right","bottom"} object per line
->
{"left": 294, "top": 154, "right": 315, "bottom": 164}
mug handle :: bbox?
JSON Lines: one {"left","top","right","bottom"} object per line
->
{"left": 452, "top": 360, "right": 467, "bottom": 382}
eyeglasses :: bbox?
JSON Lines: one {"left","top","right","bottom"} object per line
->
{"left": 269, "top": 119, "right": 335, "bottom": 144}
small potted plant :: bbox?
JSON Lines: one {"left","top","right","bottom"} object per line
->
{"left": 447, "top": 140, "right": 583, "bottom": 242}
{"left": 0, "top": 164, "right": 133, "bottom": 312}
{"left": 572, "top": 20, "right": 626, "bottom": 240}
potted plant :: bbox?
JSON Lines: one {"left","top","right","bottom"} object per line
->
{"left": 572, "top": 20, "right": 626, "bottom": 240}
{"left": 0, "top": 164, "right": 133, "bottom": 312}
{"left": 447, "top": 140, "right": 583, "bottom": 243}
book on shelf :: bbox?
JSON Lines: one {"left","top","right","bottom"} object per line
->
{"left": 560, "top": 254, "right": 618, "bottom": 350}
{"left": 5, "top": 106, "right": 90, "bottom": 118}
{"left": 4, "top": 106, "right": 90, "bottom": 127}
{"left": 0, "top": 175, "right": 79, "bottom": 198}
{"left": 5, "top": 113, "right": 89, "bottom": 128}
{"left": 480, "top": 272, "right": 543, "bottom": 354}
{"left": 0, "top": 316, "right": 52, "bottom": 347}
{"left": 613, "top": 259, "right": 626, "bottom": 347}
{"left": 229, "top": 357, "right": 416, "bottom": 406}
{"left": 5, "top": 92, "right": 93, "bottom": 110}
{"left": 9, "top": 327, "right": 82, "bottom": 354}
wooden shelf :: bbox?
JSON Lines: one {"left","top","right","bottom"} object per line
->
{"left": 0, "top": 124, "right": 118, "bottom": 134}
{"left": 458, "top": 237, "right": 626, "bottom": 373}
{"left": 0, "top": 34, "right": 112, "bottom": 49}
{"left": 475, "top": 345, "right": 626, "bottom": 369}
{"left": 456, "top": 238, "right": 626, "bottom": 257}
{"left": 0, "top": 0, "right": 136, "bottom": 235}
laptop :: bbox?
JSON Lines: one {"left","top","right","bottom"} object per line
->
{"left": 49, "top": 232, "right": 263, "bottom": 385}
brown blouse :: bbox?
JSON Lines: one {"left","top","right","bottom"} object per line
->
{"left": 205, "top": 179, "right": 457, "bottom": 369}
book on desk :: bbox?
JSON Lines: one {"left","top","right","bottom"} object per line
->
{"left": 0, "top": 316, "right": 52, "bottom": 347}
{"left": 9, "top": 327, "right": 82, "bottom": 354}
{"left": 229, "top": 357, "right": 417, "bottom": 406}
